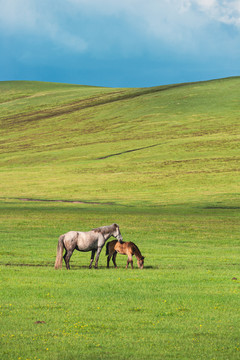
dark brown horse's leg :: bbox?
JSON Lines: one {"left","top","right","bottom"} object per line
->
{"left": 89, "top": 250, "right": 96, "bottom": 269}
{"left": 107, "top": 255, "right": 111, "bottom": 268}
{"left": 112, "top": 252, "right": 117, "bottom": 268}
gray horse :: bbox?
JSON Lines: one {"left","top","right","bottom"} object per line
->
{"left": 54, "top": 223, "right": 123, "bottom": 270}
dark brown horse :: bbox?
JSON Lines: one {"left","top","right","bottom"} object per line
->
{"left": 106, "top": 240, "right": 145, "bottom": 269}
{"left": 55, "top": 224, "right": 123, "bottom": 270}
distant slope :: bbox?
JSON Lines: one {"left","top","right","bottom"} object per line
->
{"left": 0, "top": 77, "right": 239, "bottom": 206}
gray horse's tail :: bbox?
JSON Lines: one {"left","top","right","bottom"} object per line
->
{"left": 54, "top": 235, "right": 65, "bottom": 269}
{"left": 106, "top": 242, "right": 110, "bottom": 256}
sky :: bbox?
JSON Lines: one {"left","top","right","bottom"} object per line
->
{"left": 0, "top": 0, "right": 240, "bottom": 87}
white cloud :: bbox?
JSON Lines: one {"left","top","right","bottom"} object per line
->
{"left": 0, "top": 0, "right": 87, "bottom": 52}
{"left": 66, "top": 0, "right": 240, "bottom": 27}
{"left": 191, "top": 0, "right": 240, "bottom": 26}
{"left": 0, "top": 0, "right": 240, "bottom": 56}
{"left": 0, "top": 0, "right": 37, "bottom": 30}
{"left": 65, "top": 0, "right": 240, "bottom": 47}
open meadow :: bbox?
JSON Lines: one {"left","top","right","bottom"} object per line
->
{"left": 0, "top": 78, "right": 240, "bottom": 359}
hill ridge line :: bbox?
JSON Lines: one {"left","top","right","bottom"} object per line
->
{"left": 1, "top": 81, "right": 201, "bottom": 125}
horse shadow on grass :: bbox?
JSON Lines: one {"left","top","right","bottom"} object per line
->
{"left": 3, "top": 263, "right": 158, "bottom": 270}
{"left": 51, "top": 263, "right": 157, "bottom": 270}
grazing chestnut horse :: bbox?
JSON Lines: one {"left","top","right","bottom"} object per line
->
{"left": 106, "top": 240, "right": 145, "bottom": 269}
{"left": 55, "top": 223, "right": 123, "bottom": 270}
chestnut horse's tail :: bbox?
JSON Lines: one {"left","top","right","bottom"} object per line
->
{"left": 54, "top": 235, "right": 65, "bottom": 269}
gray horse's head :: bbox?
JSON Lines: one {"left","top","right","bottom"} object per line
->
{"left": 113, "top": 223, "right": 123, "bottom": 242}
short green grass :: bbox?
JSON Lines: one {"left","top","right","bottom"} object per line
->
{"left": 0, "top": 78, "right": 240, "bottom": 359}
{"left": 0, "top": 201, "right": 239, "bottom": 360}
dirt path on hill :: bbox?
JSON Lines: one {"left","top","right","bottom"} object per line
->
{"left": 11, "top": 198, "right": 115, "bottom": 205}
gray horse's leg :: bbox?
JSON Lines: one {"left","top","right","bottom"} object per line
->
{"left": 89, "top": 250, "right": 96, "bottom": 269}
{"left": 64, "top": 250, "right": 73, "bottom": 270}
{"left": 63, "top": 251, "right": 67, "bottom": 267}
{"left": 94, "top": 247, "right": 103, "bottom": 269}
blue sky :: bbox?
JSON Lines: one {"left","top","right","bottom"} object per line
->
{"left": 0, "top": 0, "right": 240, "bottom": 87}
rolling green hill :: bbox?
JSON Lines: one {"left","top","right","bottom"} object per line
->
{"left": 1, "top": 77, "right": 239, "bottom": 207}
{"left": 1, "top": 78, "right": 240, "bottom": 360}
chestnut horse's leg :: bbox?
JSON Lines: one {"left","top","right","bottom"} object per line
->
{"left": 89, "top": 250, "right": 96, "bottom": 269}
{"left": 126, "top": 254, "right": 133, "bottom": 269}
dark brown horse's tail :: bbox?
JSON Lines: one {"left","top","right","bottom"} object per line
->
{"left": 54, "top": 235, "right": 65, "bottom": 269}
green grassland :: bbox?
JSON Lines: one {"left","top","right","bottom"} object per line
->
{"left": 0, "top": 78, "right": 240, "bottom": 359}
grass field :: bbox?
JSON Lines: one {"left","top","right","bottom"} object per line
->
{"left": 0, "top": 78, "right": 240, "bottom": 359}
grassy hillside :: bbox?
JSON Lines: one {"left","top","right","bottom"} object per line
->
{"left": 1, "top": 77, "right": 239, "bottom": 206}
{"left": 0, "top": 78, "right": 240, "bottom": 360}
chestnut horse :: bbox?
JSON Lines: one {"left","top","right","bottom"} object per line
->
{"left": 106, "top": 240, "right": 145, "bottom": 269}
{"left": 55, "top": 223, "right": 123, "bottom": 270}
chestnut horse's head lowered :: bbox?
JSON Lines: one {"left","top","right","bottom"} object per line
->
{"left": 137, "top": 256, "right": 145, "bottom": 269}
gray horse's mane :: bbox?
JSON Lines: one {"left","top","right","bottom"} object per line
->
{"left": 92, "top": 223, "right": 118, "bottom": 234}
